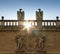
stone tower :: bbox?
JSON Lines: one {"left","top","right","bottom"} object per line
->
{"left": 17, "top": 9, "right": 24, "bottom": 20}
{"left": 36, "top": 9, "right": 43, "bottom": 28}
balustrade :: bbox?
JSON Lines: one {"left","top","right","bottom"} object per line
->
{"left": 0, "top": 20, "right": 18, "bottom": 26}
{"left": 0, "top": 20, "right": 59, "bottom": 27}
{"left": 42, "top": 20, "right": 57, "bottom": 26}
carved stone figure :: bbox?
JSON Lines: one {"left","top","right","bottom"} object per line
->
{"left": 16, "top": 36, "right": 26, "bottom": 52}
{"left": 40, "top": 36, "right": 46, "bottom": 50}
{"left": 15, "top": 36, "right": 20, "bottom": 47}
{"left": 36, "top": 36, "right": 46, "bottom": 52}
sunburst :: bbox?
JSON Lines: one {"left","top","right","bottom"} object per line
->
{"left": 23, "top": 21, "right": 31, "bottom": 30}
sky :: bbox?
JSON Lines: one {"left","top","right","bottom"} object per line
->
{"left": 0, "top": 0, "right": 60, "bottom": 20}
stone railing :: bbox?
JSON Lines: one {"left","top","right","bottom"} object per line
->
{"left": 0, "top": 20, "right": 18, "bottom": 26}
{"left": 42, "top": 20, "right": 60, "bottom": 27}
{"left": 0, "top": 20, "right": 60, "bottom": 27}
{"left": 0, "top": 20, "right": 38, "bottom": 27}
{"left": 19, "top": 20, "right": 37, "bottom": 27}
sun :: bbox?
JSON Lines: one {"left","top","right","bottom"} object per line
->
{"left": 23, "top": 21, "right": 31, "bottom": 29}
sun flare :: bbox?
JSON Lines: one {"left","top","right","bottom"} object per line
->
{"left": 23, "top": 22, "right": 31, "bottom": 29}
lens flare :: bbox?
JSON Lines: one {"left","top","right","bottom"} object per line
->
{"left": 24, "top": 22, "right": 31, "bottom": 30}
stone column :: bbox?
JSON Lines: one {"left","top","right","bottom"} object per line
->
{"left": 1, "top": 16, "right": 4, "bottom": 27}
{"left": 56, "top": 16, "right": 59, "bottom": 28}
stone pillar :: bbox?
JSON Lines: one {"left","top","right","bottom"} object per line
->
{"left": 9, "top": 22, "right": 11, "bottom": 26}
{"left": 12, "top": 22, "right": 14, "bottom": 26}
{"left": 1, "top": 16, "right": 4, "bottom": 26}
{"left": 47, "top": 22, "right": 48, "bottom": 26}
{"left": 34, "top": 22, "right": 35, "bottom": 26}
{"left": 31, "top": 22, "right": 32, "bottom": 26}
{"left": 50, "top": 22, "right": 51, "bottom": 26}
{"left": 53, "top": 22, "right": 54, "bottom": 26}
{"left": 6, "top": 22, "right": 8, "bottom": 26}
{"left": 15, "top": 22, "right": 17, "bottom": 26}
{"left": 56, "top": 16, "right": 59, "bottom": 28}
{"left": 44, "top": 22, "right": 45, "bottom": 26}
{"left": 36, "top": 9, "right": 43, "bottom": 29}
{"left": 56, "top": 16, "right": 59, "bottom": 20}
{"left": 17, "top": 9, "right": 25, "bottom": 27}
{"left": 17, "top": 9, "right": 25, "bottom": 21}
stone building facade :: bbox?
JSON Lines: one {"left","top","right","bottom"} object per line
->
{"left": 0, "top": 9, "right": 60, "bottom": 54}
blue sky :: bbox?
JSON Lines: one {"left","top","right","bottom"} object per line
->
{"left": 0, "top": 0, "right": 60, "bottom": 20}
